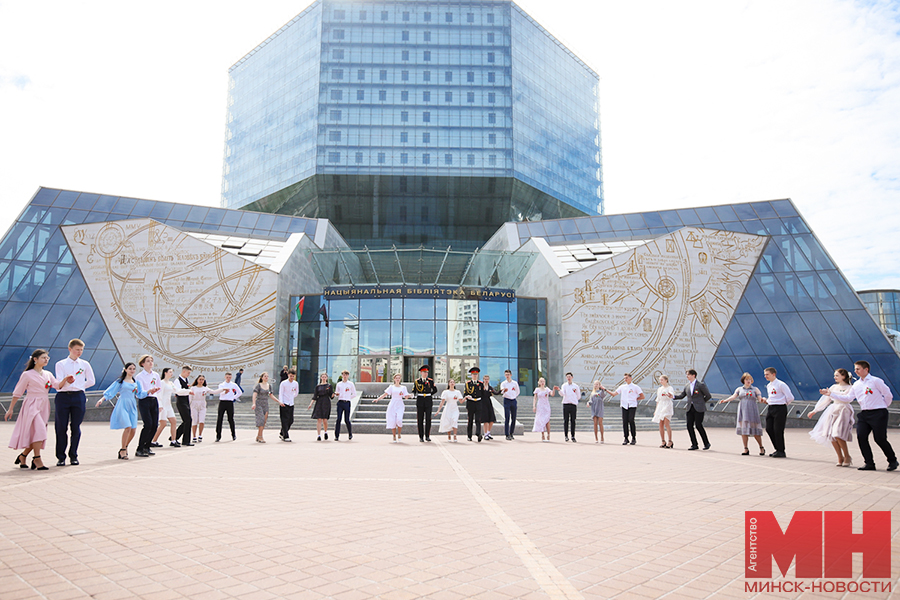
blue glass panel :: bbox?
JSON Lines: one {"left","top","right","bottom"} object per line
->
{"left": 391, "top": 299, "right": 403, "bottom": 319}
{"left": 304, "top": 222, "right": 318, "bottom": 236}
{"left": 358, "top": 320, "right": 391, "bottom": 354}
{"left": 712, "top": 205, "right": 738, "bottom": 222}
{"left": 39, "top": 303, "right": 75, "bottom": 348}
{"left": 86, "top": 349, "right": 120, "bottom": 390}
{"left": 694, "top": 207, "right": 720, "bottom": 224}
{"left": 606, "top": 215, "right": 627, "bottom": 232}
{"left": 149, "top": 202, "right": 173, "bottom": 220}
{"left": 328, "top": 299, "right": 359, "bottom": 320}
{"left": 751, "top": 202, "right": 778, "bottom": 219}
{"left": 112, "top": 197, "right": 136, "bottom": 215}
{"left": 34, "top": 264, "right": 75, "bottom": 304}
{"left": 780, "top": 355, "right": 817, "bottom": 398}
{"left": 589, "top": 217, "right": 612, "bottom": 233}
{"left": 760, "top": 246, "right": 790, "bottom": 273}
{"left": 479, "top": 322, "right": 508, "bottom": 356}
{"left": 187, "top": 206, "right": 210, "bottom": 224}
{"left": 0, "top": 263, "right": 30, "bottom": 302}
{"left": 403, "top": 298, "right": 434, "bottom": 320}
{"left": 80, "top": 311, "right": 108, "bottom": 347}
{"left": 536, "top": 299, "right": 546, "bottom": 325}
{"left": 755, "top": 274, "right": 792, "bottom": 312}
{"left": 797, "top": 273, "right": 838, "bottom": 310}
{"left": 479, "top": 301, "right": 507, "bottom": 322}
{"left": 435, "top": 299, "right": 447, "bottom": 320}
{"left": 286, "top": 219, "right": 308, "bottom": 234}
{"left": 517, "top": 297, "right": 537, "bottom": 325}
{"left": 844, "top": 310, "right": 895, "bottom": 353}
{"left": 559, "top": 220, "right": 578, "bottom": 235}
{"left": 327, "top": 321, "right": 359, "bottom": 354}
{"left": 34, "top": 230, "right": 68, "bottom": 263}
{"left": 707, "top": 357, "right": 733, "bottom": 392}
{"left": 404, "top": 320, "right": 434, "bottom": 354}
{"left": 792, "top": 235, "right": 834, "bottom": 271}
{"left": 734, "top": 313, "right": 776, "bottom": 355}
{"left": 13, "top": 225, "right": 53, "bottom": 262}
{"left": 777, "top": 239, "right": 813, "bottom": 271}
{"left": 435, "top": 320, "right": 447, "bottom": 355}
{"left": 254, "top": 213, "right": 276, "bottom": 232}
{"left": 778, "top": 313, "right": 821, "bottom": 354}
{"left": 0, "top": 346, "right": 28, "bottom": 392}
{"left": 771, "top": 199, "right": 798, "bottom": 218}
{"left": 780, "top": 217, "right": 809, "bottom": 235}
{"left": 868, "top": 354, "right": 900, "bottom": 393}
{"left": 797, "top": 311, "right": 841, "bottom": 352}
{"left": 730, "top": 356, "right": 764, "bottom": 386}
{"left": 19, "top": 206, "right": 46, "bottom": 224}
{"left": 825, "top": 354, "right": 856, "bottom": 374}
{"left": 755, "top": 314, "right": 799, "bottom": 354}
{"left": 239, "top": 211, "right": 260, "bottom": 228}
{"left": 542, "top": 221, "right": 562, "bottom": 236}
{"left": 0, "top": 302, "right": 29, "bottom": 345}
{"left": 624, "top": 213, "right": 647, "bottom": 229}
{"left": 715, "top": 337, "right": 733, "bottom": 357}
{"left": 575, "top": 218, "right": 597, "bottom": 235}
{"left": 7, "top": 303, "right": 50, "bottom": 346}
{"left": 272, "top": 216, "right": 294, "bottom": 232}
{"left": 202, "top": 208, "right": 225, "bottom": 227}
{"left": 817, "top": 271, "right": 859, "bottom": 310}
{"left": 390, "top": 321, "right": 402, "bottom": 351}
{"left": 741, "top": 220, "right": 768, "bottom": 236}
{"left": 657, "top": 210, "right": 683, "bottom": 227}
{"left": 823, "top": 312, "right": 869, "bottom": 354}
{"left": 359, "top": 299, "right": 391, "bottom": 319}
{"left": 732, "top": 203, "right": 757, "bottom": 221}
{"left": 641, "top": 212, "right": 665, "bottom": 228}
{"left": 676, "top": 208, "right": 701, "bottom": 226}
{"left": 62, "top": 209, "right": 89, "bottom": 225}
{"left": 83, "top": 212, "right": 108, "bottom": 224}
{"left": 0, "top": 223, "right": 35, "bottom": 260}
{"left": 53, "top": 191, "right": 79, "bottom": 208}
{"left": 93, "top": 195, "right": 118, "bottom": 212}
{"left": 52, "top": 306, "right": 94, "bottom": 347}
{"left": 73, "top": 193, "right": 99, "bottom": 210}
{"left": 774, "top": 273, "right": 817, "bottom": 311}
{"left": 31, "top": 189, "right": 60, "bottom": 206}
{"left": 482, "top": 358, "right": 507, "bottom": 382}
{"left": 734, "top": 293, "right": 753, "bottom": 314}
{"left": 166, "top": 204, "right": 192, "bottom": 221}
{"left": 722, "top": 320, "right": 753, "bottom": 355}
{"left": 802, "top": 354, "right": 836, "bottom": 388}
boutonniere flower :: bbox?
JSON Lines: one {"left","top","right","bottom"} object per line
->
{"left": 45, "top": 379, "right": 52, "bottom": 390}
{"left": 75, "top": 368, "right": 84, "bottom": 376}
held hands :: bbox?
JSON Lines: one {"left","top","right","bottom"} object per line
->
{"left": 66, "top": 375, "right": 76, "bottom": 384}
{"left": 819, "top": 388, "right": 831, "bottom": 396}
{"left": 553, "top": 386, "right": 560, "bottom": 390}
{"left": 149, "top": 387, "right": 160, "bottom": 395}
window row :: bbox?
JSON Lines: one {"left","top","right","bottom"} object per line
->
{"left": 330, "top": 11, "right": 497, "bottom": 24}
{"left": 321, "top": 151, "right": 507, "bottom": 167}
{"left": 329, "top": 68, "right": 504, "bottom": 83}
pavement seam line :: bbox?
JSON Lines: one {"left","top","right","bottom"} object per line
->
{"left": 436, "top": 441, "right": 584, "bottom": 600}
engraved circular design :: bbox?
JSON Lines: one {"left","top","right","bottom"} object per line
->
{"left": 96, "top": 223, "right": 126, "bottom": 257}
{"left": 656, "top": 276, "right": 677, "bottom": 299}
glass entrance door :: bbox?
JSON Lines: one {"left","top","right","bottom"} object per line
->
{"left": 405, "top": 356, "right": 433, "bottom": 382}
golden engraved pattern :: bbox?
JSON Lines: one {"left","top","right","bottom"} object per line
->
{"left": 561, "top": 228, "right": 766, "bottom": 390}
{"left": 65, "top": 219, "right": 276, "bottom": 371}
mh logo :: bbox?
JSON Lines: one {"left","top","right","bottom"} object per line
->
{"left": 746, "top": 511, "right": 891, "bottom": 578}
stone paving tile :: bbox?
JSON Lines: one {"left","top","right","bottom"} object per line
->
{"left": 1, "top": 424, "right": 899, "bottom": 599}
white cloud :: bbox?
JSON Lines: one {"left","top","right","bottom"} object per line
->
{"left": 0, "top": 0, "right": 898, "bottom": 289}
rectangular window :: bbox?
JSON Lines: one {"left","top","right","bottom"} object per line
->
{"left": 423, "top": 50, "right": 431, "bottom": 61}
{"left": 487, "top": 13, "right": 494, "bottom": 23}
{"left": 329, "top": 130, "right": 342, "bottom": 141}
{"left": 445, "top": 154, "right": 453, "bottom": 165}
{"left": 379, "top": 90, "right": 387, "bottom": 101}
{"left": 328, "top": 151, "right": 340, "bottom": 163}
{"left": 488, "top": 154, "right": 496, "bottom": 165}
{"left": 400, "top": 206, "right": 407, "bottom": 220}
{"left": 424, "top": 11, "right": 431, "bottom": 22}
{"left": 330, "top": 89, "right": 343, "bottom": 100}
{"left": 333, "top": 29, "right": 345, "bottom": 40}
{"left": 422, "top": 91, "right": 430, "bottom": 102}
{"left": 467, "top": 13, "right": 474, "bottom": 23}
{"left": 334, "top": 9, "right": 345, "bottom": 20}
{"left": 424, "top": 31, "right": 431, "bottom": 42}
{"left": 378, "top": 152, "right": 386, "bottom": 164}
{"left": 467, "top": 71, "right": 474, "bottom": 83}
{"left": 467, "top": 154, "right": 475, "bottom": 166}
{"left": 422, "top": 205, "right": 429, "bottom": 220}
{"left": 401, "top": 90, "right": 409, "bottom": 101}
{"left": 488, "top": 92, "right": 496, "bottom": 103}
{"left": 356, "top": 89, "right": 365, "bottom": 100}
{"left": 355, "top": 151, "right": 363, "bottom": 163}
{"left": 402, "top": 30, "right": 410, "bottom": 41}
{"left": 423, "top": 71, "right": 431, "bottom": 81}
{"left": 401, "top": 70, "right": 409, "bottom": 81}
{"left": 445, "top": 91, "right": 452, "bottom": 102}
{"left": 400, "top": 176, "right": 408, "bottom": 192}
{"left": 380, "top": 69, "right": 387, "bottom": 81}
{"left": 357, "top": 69, "right": 365, "bottom": 81}
{"left": 332, "top": 69, "right": 344, "bottom": 80}
{"left": 400, "top": 153, "right": 409, "bottom": 164}
{"left": 423, "top": 153, "right": 431, "bottom": 164}
{"left": 445, "top": 12, "right": 452, "bottom": 22}
{"left": 330, "top": 110, "right": 342, "bottom": 121}
{"left": 381, "top": 10, "right": 388, "bottom": 21}
{"left": 487, "top": 32, "right": 494, "bottom": 43}
{"left": 445, "top": 71, "right": 452, "bottom": 82}
{"left": 402, "top": 50, "right": 409, "bottom": 61}
{"left": 403, "top": 11, "right": 410, "bottom": 21}
{"left": 401, "top": 111, "right": 409, "bottom": 122}
{"left": 487, "top": 72, "right": 496, "bottom": 83}
{"left": 488, "top": 112, "right": 496, "bottom": 124}
{"left": 332, "top": 49, "right": 344, "bottom": 60}
{"left": 488, "top": 133, "right": 496, "bottom": 144}
{"left": 400, "top": 131, "right": 409, "bottom": 143}
{"left": 422, "top": 177, "right": 430, "bottom": 192}
{"left": 487, "top": 52, "right": 495, "bottom": 63}
{"left": 360, "top": 10, "right": 367, "bottom": 20}
{"left": 422, "top": 132, "right": 431, "bottom": 143}
{"left": 423, "top": 111, "right": 431, "bottom": 122}
{"left": 467, "top": 91, "right": 475, "bottom": 103}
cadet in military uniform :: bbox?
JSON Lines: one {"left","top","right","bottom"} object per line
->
{"left": 464, "top": 367, "right": 484, "bottom": 442}
{"left": 414, "top": 365, "right": 437, "bottom": 442}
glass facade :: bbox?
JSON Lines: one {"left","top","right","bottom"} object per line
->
{"left": 222, "top": 0, "right": 602, "bottom": 248}
{"left": 0, "top": 188, "right": 319, "bottom": 393}
{"left": 510, "top": 199, "right": 900, "bottom": 398}
{"left": 293, "top": 294, "right": 547, "bottom": 394}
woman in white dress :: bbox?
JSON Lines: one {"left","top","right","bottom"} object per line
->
{"left": 151, "top": 368, "right": 178, "bottom": 448}
{"left": 809, "top": 368, "right": 855, "bottom": 466}
{"left": 652, "top": 375, "right": 675, "bottom": 448}
{"left": 532, "top": 377, "right": 554, "bottom": 441}
{"left": 435, "top": 379, "right": 464, "bottom": 441}
{"left": 375, "top": 373, "right": 409, "bottom": 443}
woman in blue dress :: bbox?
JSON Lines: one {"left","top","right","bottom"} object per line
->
{"left": 96, "top": 362, "right": 146, "bottom": 460}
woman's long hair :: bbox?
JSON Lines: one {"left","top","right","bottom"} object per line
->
{"left": 118, "top": 362, "right": 136, "bottom": 383}
{"left": 836, "top": 368, "right": 852, "bottom": 385}
{"left": 25, "top": 349, "right": 48, "bottom": 371}
{"left": 191, "top": 375, "right": 206, "bottom": 387}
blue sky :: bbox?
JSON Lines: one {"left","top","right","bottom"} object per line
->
{"left": 1, "top": 0, "right": 898, "bottom": 289}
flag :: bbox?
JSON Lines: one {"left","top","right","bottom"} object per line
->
{"left": 317, "top": 304, "right": 329, "bottom": 327}
{"left": 295, "top": 297, "right": 305, "bottom": 321}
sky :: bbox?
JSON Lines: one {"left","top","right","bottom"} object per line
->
{"left": 1, "top": 0, "right": 898, "bottom": 290}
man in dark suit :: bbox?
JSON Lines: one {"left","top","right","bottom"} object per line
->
{"left": 673, "top": 369, "right": 711, "bottom": 450}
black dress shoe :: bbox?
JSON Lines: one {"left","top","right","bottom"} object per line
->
{"left": 183, "top": 442, "right": 194, "bottom": 446}
{"left": 56, "top": 459, "right": 66, "bottom": 467}
{"left": 170, "top": 441, "right": 181, "bottom": 447}
{"left": 858, "top": 464, "right": 876, "bottom": 471}
{"left": 771, "top": 451, "right": 786, "bottom": 458}
{"left": 419, "top": 438, "right": 425, "bottom": 443}
{"left": 887, "top": 460, "right": 898, "bottom": 471}
{"left": 630, "top": 439, "right": 636, "bottom": 445}
{"left": 703, "top": 444, "right": 711, "bottom": 450}
{"left": 425, "top": 437, "right": 431, "bottom": 442}
{"left": 622, "top": 440, "right": 629, "bottom": 445}
{"left": 688, "top": 446, "right": 699, "bottom": 451}
{"left": 70, "top": 458, "right": 79, "bottom": 466}
{"left": 150, "top": 442, "right": 163, "bottom": 448}
{"left": 215, "top": 437, "right": 221, "bottom": 442}
{"left": 572, "top": 437, "right": 577, "bottom": 443}
{"left": 135, "top": 450, "right": 148, "bottom": 457}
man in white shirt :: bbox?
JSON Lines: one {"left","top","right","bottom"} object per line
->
{"left": 54, "top": 338, "right": 95, "bottom": 466}
{"left": 215, "top": 372, "right": 242, "bottom": 442}
{"left": 501, "top": 369, "right": 520, "bottom": 440}
{"left": 823, "top": 360, "right": 897, "bottom": 471}
{"left": 762, "top": 367, "right": 794, "bottom": 458}
{"left": 134, "top": 355, "right": 162, "bottom": 457}
{"left": 555, "top": 372, "right": 581, "bottom": 443}
{"left": 334, "top": 370, "right": 357, "bottom": 441}
{"left": 609, "top": 373, "right": 645, "bottom": 445}
{"left": 278, "top": 369, "right": 299, "bottom": 442}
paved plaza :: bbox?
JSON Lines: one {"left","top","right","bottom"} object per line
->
{"left": 1, "top": 423, "right": 898, "bottom": 600}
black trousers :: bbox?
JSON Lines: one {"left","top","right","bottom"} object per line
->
{"left": 466, "top": 400, "right": 482, "bottom": 439}
{"left": 857, "top": 408, "right": 896, "bottom": 466}
{"left": 335, "top": 400, "right": 353, "bottom": 438}
{"left": 216, "top": 401, "right": 235, "bottom": 439}
{"left": 137, "top": 396, "right": 159, "bottom": 452}
{"left": 622, "top": 406, "right": 636, "bottom": 440}
{"left": 174, "top": 396, "right": 192, "bottom": 444}
{"left": 765, "top": 404, "right": 787, "bottom": 453}
{"left": 54, "top": 390, "right": 86, "bottom": 461}
{"left": 686, "top": 407, "right": 710, "bottom": 447}
{"left": 504, "top": 399, "right": 518, "bottom": 437}
{"left": 416, "top": 396, "right": 433, "bottom": 439}
{"left": 280, "top": 404, "right": 294, "bottom": 439}
{"left": 563, "top": 404, "right": 577, "bottom": 438}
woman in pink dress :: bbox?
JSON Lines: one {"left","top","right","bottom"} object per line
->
{"left": 5, "top": 349, "right": 71, "bottom": 471}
